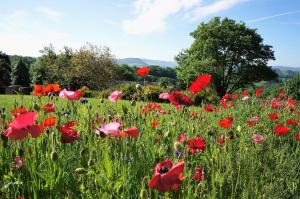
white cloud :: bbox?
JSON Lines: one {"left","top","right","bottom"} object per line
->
{"left": 122, "top": 0, "right": 246, "bottom": 34}
{"left": 35, "top": 6, "right": 61, "bottom": 22}
{"left": 186, "top": 0, "right": 247, "bottom": 21}
{"left": 246, "top": 10, "right": 300, "bottom": 24}
{"left": 122, "top": 0, "right": 202, "bottom": 34}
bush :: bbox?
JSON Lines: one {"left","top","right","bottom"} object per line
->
{"left": 285, "top": 73, "right": 300, "bottom": 99}
{"left": 79, "top": 86, "right": 100, "bottom": 98}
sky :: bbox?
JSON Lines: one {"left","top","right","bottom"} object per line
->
{"left": 0, "top": 0, "right": 299, "bottom": 67}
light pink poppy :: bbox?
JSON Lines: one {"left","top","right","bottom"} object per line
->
{"left": 252, "top": 134, "right": 264, "bottom": 144}
{"left": 15, "top": 156, "right": 23, "bottom": 168}
{"left": 177, "top": 133, "right": 187, "bottom": 142}
{"left": 108, "top": 91, "right": 122, "bottom": 103}
{"left": 96, "top": 122, "right": 121, "bottom": 136}
{"left": 159, "top": 92, "right": 170, "bottom": 100}
{"left": 3, "top": 112, "right": 44, "bottom": 140}
{"left": 249, "top": 116, "right": 261, "bottom": 122}
{"left": 59, "top": 89, "right": 82, "bottom": 101}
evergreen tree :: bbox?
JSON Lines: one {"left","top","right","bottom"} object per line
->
{"left": 11, "top": 59, "right": 30, "bottom": 86}
{"left": 0, "top": 51, "right": 12, "bottom": 86}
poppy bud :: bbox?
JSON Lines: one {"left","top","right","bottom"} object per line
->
{"left": 75, "top": 167, "right": 87, "bottom": 174}
{"left": 99, "top": 98, "right": 104, "bottom": 103}
{"left": 51, "top": 151, "right": 58, "bottom": 161}
{"left": 136, "top": 84, "right": 142, "bottom": 90}
{"left": 88, "top": 159, "right": 94, "bottom": 167}
{"left": 131, "top": 100, "right": 136, "bottom": 106}
{"left": 140, "top": 189, "right": 148, "bottom": 199}
{"left": 34, "top": 103, "right": 40, "bottom": 111}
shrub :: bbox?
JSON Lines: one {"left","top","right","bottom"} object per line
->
{"left": 285, "top": 73, "right": 300, "bottom": 99}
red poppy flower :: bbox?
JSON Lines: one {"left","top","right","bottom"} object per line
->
{"left": 56, "top": 121, "right": 80, "bottom": 143}
{"left": 217, "top": 137, "right": 225, "bottom": 145}
{"left": 294, "top": 132, "right": 300, "bottom": 141}
{"left": 242, "top": 91, "right": 249, "bottom": 96}
{"left": 33, "top": 85, "right": 45, "bottom": 96}
{"left": 255, "top": 88, "right": 264, "bottom": 96}
{"left": 43, "top": 117, "right": 56, "bottom": 128}
{"left": 286, "top": 119, "right": 298, "bottom": 126}
{"left": 246, "top": 121, "right": 255, "bottom": 127}
{"left": 267, "top": 112, "right": 279, "bottom": 122}
{"left": 274, "top": 124, "right": 289, "bottom": 136}
{"left": 123, "top": 127, "right": 139, "bottom": 138}
{"left": 227, "top": 101, "right": 234, "bottom": 107}
{"left": 135, "top": 67, "right": 150, "bottom": 77}
{"left": 191, "top": 111, "right": 198, "bottom": 117}
{"left": 204, "top": 104, "right": 213, "bottom": 112}
{"left": 193, "top": 167, "right": 208, "bottom": 182}
{"left": 148, "top": 159, "right": 184, "bottom": 192}
{"left": 3, "top": 112, "right": 44, "bottom": 140}
{"left": 177, "top": 133, "right": 186, "bottom": 142}
{"left": 43, "top": 103, "right": 55, "bottom": 113}
{"left": 151, "top": 120, "right": 160, "bottom": 128}
{"left": 232, "top": 93, "right": 239, "bottom": 100}
{"left": 219, "top": 117, "right": 234, "bottom": 129}
{"left": 11, "top": 107, "right": 28, "bottom": 117}
{"left": 168, "top": 91, "right": 194, "bottom": 107}
{"left": 186, "top": 136, "right": 206, "bottom": 154}
{"left": 188, "top": 74, "right": 211, "bottom": 94}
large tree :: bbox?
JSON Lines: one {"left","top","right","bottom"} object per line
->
{"left": 176, "top": 17, "right": 277, "bottom": 97}
{"left": 11, "top": 59, "right": 30, "bottom": 86}
{"left": 0, "top": 51, "right": 12, "bottom": 86}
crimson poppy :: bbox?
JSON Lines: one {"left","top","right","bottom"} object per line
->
{"left": 3, "top": 112, "right": 44, "bottom": 140}
{"left": 168, "top": 91, "right": 194, "bottom": 107}
{"left": 56, "top": 121, "right": 80, "bottom": 143}
{"left": 186, "top": 136, "right": 206, "bottom": 154}
{"left": 286, "top": 119, "right": 298, "bottom": 126}
{"left": 188, "top": 74, "right": 211, "bottom": 94}
{"left": 148, "top": 159, "right": 184, "bottom": 192}
{"left": 123, "top": 127, "right": 139, "bottom": 138}
{"left": 135, "top": 67, "right": 150, "bottom": 77}
{"left": 193, "top": 167, "right": 208, "bottom": 182}
{"left": 219, "top": 117, "right": 234, "bottom": 129}
{"left": 177, "top": 133, "right": 186, "bottom": 142}
{"left": 43, "top": 103, "right": 55, "bottom": 113}
{"left": 242, "top": 91, "right": 249, "bottom": 96}
{"left": 255, "top": 88, "right": 264, "bottom": 96}
{"left": 232, "top": 93, "right": 238, "bottom": 100}
{"left": 267, "top": 112, "right": 279, "bottom": 122}
{"left": 217, "top": 137, "right": 225, "bottom": 145}
{"left": 294, "top": 132, "right": 300, "bottom": 141}
{"left": 204, "top": 104, "right": 213, "bottom": 112}
{"left": 274, "top": 124, "right": 289, "bottom": 136}
{"left": 11, "top": 107, "right": 28, "bottom": 117}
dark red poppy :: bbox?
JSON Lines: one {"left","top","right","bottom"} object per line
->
{"left": 148, "top": 159, "right": 184, "bottom": 192}
{"left": 267, "top": 112, "right": 279, "bottom": 122}
{"left": 204, "top": 104, "right": 213, "bottom": 112}
{"left": 232, "top": 93, "right": 238, "bottom": 100}
{"left": 247, "top": 121, "right": 255, "bottom": 127}
{"left": 274, "top": 124, "right": 289, "bottom": 136}
{"left": 188, "top": 74, "right": 211, "bottom": 94}
{"left": 242, "top": 91, "right": 249, "bottom": 96}
{"left": 193, "top": 167, "right": 208, "bottom": 182}
{"left": 186, "top": 136, "right": 206, "bottom": 154}
{"left": 286, "top": 119, "right": 298, "bottom": 126}
{"left": 56, "top": 121, "right": 80, "bottom": 143}
{"left": 123, "top": 127, "right": 139, "bottom": 138}
{"left": 255, "top": 88, "right": 264, "bottom": 97}
{"left": 43, "top": 117, "right": 56, "bottom": 128}
{"left": 223, "top": 93, "right": 231, "bottom": 101}
{"left": 217, "top": 137, "right": 225, "bottom": 145}
{"left": 135, "top": 67, "right": 150, "bottom": 77}
{"left": 218, "top": 117, "right": 233, "bottom": 129}
{"left": 33, "top": 85, "right": 45, "bottom": 96}
{"left": 168, "top": 91, "right": 194, "bottom": 107}
{"left": 294, "top": 132, "right": 300, "bottom": 141}
{"left": 43, "top": 103, "right": 55, "bottom": 113}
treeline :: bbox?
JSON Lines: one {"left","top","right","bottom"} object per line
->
{"left": 0, "top": 43, "right": 177, "bottom": 90}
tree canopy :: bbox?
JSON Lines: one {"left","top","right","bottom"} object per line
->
{"left": 175, "top": 17, "right": 277, "bottom": 97}
{"left": 0, "top": 51, "right": 12, "bottom": 86}
{"left": 11, "top": 59, "right": 30, "bottom": 86}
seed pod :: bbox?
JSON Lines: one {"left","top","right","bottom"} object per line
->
{"left": 80, "top": 148, "right": 88, "bottom": 157}
{"left": 75, "top": 167, "right": 87, "bottom": 174}
{"left": 88, "top": 159, "right": 94, "bottom": 167}
{"left": 99, "top": 98, "right": 104, "bottom": 103}
{"left": 51, "top": 151, "right": 58, "bottom": 161}
{"left": 131, "top": 100, "right": 136, "bottom": 106}
{"left": 140, "top": 189, "right": 148, "bottom": 199}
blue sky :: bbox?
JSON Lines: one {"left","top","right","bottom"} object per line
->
{"left": 0, "top": 0, "right": 299, "bottom": 66}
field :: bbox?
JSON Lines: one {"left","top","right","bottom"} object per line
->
{"left": 1, "top": 93, "right": 300, "bottom": 199}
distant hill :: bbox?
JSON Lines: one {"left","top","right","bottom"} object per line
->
{"left": 272, "top": 66, "right": 300, "bottom": 78}
{"left": 117, "top": 58, "right": 177, "bottom": 67}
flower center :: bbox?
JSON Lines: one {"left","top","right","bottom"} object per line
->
{"left": 159, "top": 166, "right": 170, "bottom": 174}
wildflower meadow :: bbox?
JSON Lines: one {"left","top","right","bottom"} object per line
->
{"left": 1, "top": 68, "right": 300, "bottom": 199}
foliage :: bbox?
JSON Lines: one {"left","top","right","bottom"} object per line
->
{"left": 11, "top": 59, "right": 31, "bottom": 86}
{"left": 176, "top": 17, "right": 278, "bottom": 97}
{"left": 0, "top": 51, "right": 12, "bottom": 86}
{"left": 285, "top": 72, "right": 300, "bottom": 99}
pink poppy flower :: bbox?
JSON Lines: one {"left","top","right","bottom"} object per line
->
{"left": 159, "top": 92, "right": 170, "bottom": 100}
{"left": 249, "top": 116, "right": 261, "bottom": 122}
{"left": 96, "top": 122, "right": 121, "bottom": 136}
{"left": 252, "top": 134, "right": 264, "bottom": 144}
{"left": 15, "top": 156, "right": 23, "bottom": 168}
{"left": 108, "top": 91, "right": 122, "bottom": 103}
{"left": 59, "top": 89, "right": 82, "bottom": 101}
{"left": 177, "top": 133, "right": 187, "bottom": 142}
{"left": 3, "top": 112, "right": 44, "bottom": 140}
